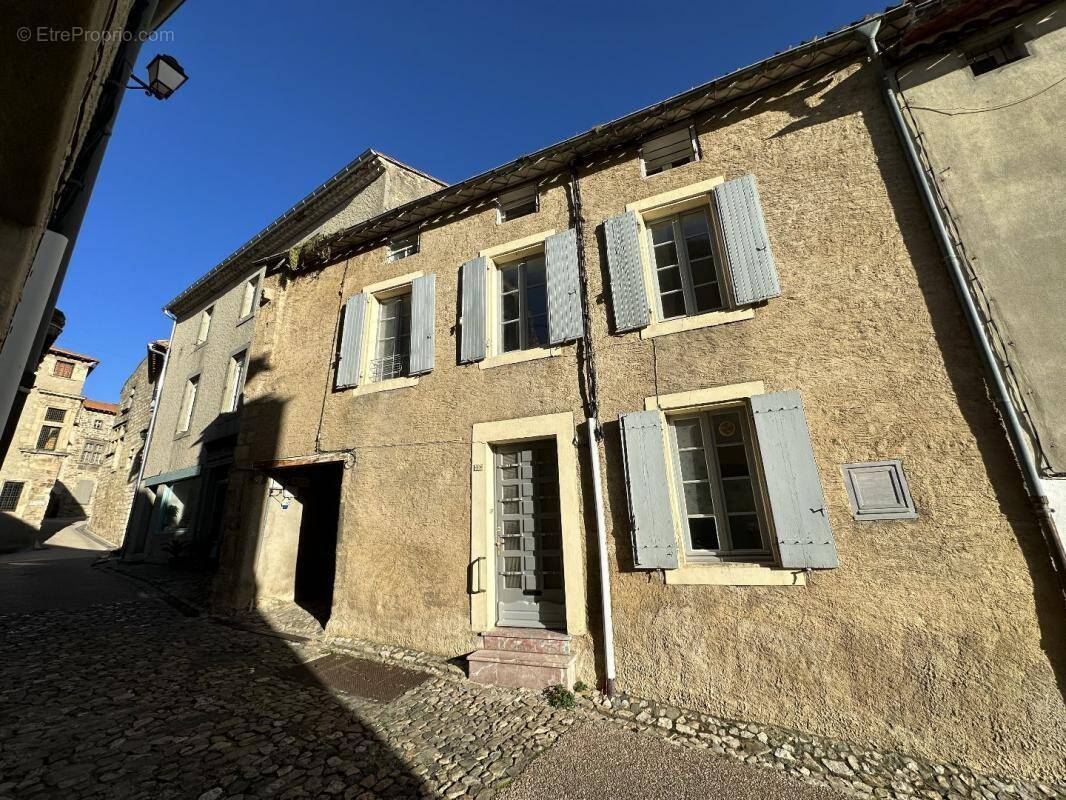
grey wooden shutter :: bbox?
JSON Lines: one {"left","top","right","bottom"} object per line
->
{"left": 618, "top": 410, "right": 679, "bottom": 569}
{"left": 459, "top": 257, "right": 487, "bottom": 363}
{"left": 713, "top": 174, "right": 781, "bottom": 305}
{"left": 750, "top": 391, "right": 837, "bottom": 569}
{"left": 545, "top": 228, "right": 583, "bottom": 344}
{"left": 409, "top": 273, "right": 436, "bottom": 376}
{"left": 336, "top": 292, "right": 367, "bottom": 389}
{"left": 603, "top": 211, "right": 650, "bottom": 332}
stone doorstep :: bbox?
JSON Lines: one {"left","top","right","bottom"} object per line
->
{"left": 481, "top": 627, "right": 572, "bottom": 655}
{"left": 467, "top": 649, "right": 576, "bottom": 691}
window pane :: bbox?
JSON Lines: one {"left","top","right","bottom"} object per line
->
{"left": 678, "top": 449, "right": 709, "bottom": 481}
{"left": 693, "top": 282, "right": 723, "bottom": 313}
{"left": 688, "top": 517, "right": 719, "bottom": 550}
{"left": 502, "top": 323, "right": 521, "bottom": 352}
{"left": 683, "top": 482, "right": 713, "bottom": 515}
{"left": 681, "top": 211, "right": 710, "bottom": 239}
{"left": 500, "top": 266, "right": 520, "bottom": 293}
{"left": 722, "top": 478, "right": 757, "bottom": 513}
{"left": 650, "top": 221, "right": 675, "bottom": 246}
{"left": 688, "top": 255, "right": 718, "bottom": 285}
{"left": 685, "top": 235, "right": 713, "bottom": 262}
{"left": 502, "top": 293, "right": 520, "bottom": 323}
{"left": 712, "top": 413, "right": 743, "bottom": 444}
{"left": 524, "top": 256, "right": 545, "bottom": 287}
{"left": 717, "top": 444, "right": 750, "bottom": 478}
{"left": 656, "top": 267, "right": 682, "bottom": 293}
{"left": 661, "top": 293, "right": 686, "bottom": 319}
{"left": 528, "top": 315, "right": 548, "bottom": 349}
{"left": 728, "top": 515, "right": 763, "bottom": 550}
{"left": 526, "top": 282, "right": 547, "bottom": 319}
{"left": 673, "top": 418, "right": 703, "bottom": 449}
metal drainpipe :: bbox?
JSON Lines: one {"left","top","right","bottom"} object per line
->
{"left": 587, "top": 417, "right": 617, "bottom": 696}
{"left": 118, "top": 311, "right": 177, "bottom": 557}
{"left": 857, "top": 20, "right": 1066, "bottom": 587}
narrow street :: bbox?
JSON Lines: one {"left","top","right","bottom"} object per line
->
{"left": 0, "top": 534, "right": 846, "bottom": 800}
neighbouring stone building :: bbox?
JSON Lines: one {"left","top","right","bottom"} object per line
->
{"left": 88, "top": 340, "right": 167, "bottom": 547}
{"left": 0, "top": 345, "right": 116, "bottom": 549}
{"left": 125, "top": 151, "right": 444, "bottom": 564}
{"left": 125, "top": 0, "right": 1065, "bottom": 793}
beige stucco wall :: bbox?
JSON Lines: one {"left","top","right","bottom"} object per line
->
{"left": 896, "top": 3, "right": 1066, "bottom": 476}
{"left": 215, "top": 61, "right": 1066, "bottom": 782}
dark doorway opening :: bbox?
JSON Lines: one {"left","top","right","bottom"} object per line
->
{"left": 288, "top": 462, "right": 342, "bottom": 627}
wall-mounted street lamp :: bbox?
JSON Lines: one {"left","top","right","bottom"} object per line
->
{"left": 127, "top": 54, "right": 188, "bottom": 100}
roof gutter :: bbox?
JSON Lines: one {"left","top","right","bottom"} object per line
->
{"left": 856, "top": 19, "right": 1066, "bottom": 592}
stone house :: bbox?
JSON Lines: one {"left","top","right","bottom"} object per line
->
{"left": 174, "top": 0, "right": 1066, "bottom": 789}
{"left": 0, "top": 346, "right": 114, "bottom": 548}
{"left": 88, "top": 340, "right": 167, "bottom": 547}
{"left": 126, "top": 151, "right": 444, "bottom": 563}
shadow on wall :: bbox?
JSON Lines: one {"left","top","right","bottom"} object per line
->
{"left": 0, "top": 514, "right": 39, "bottom": 553}
{"left": 45, "top": 480, "right": 88, "bottom": 520}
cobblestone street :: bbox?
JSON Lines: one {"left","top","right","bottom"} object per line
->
{"left": 0, "top": 543, "right": 879, "bottom": 800}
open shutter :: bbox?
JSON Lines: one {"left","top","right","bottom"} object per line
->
{"left": 750, "top": 391, "right": 837, "bottom": 569}
{"left": 619, "top": 410, "right": 679, "bottom": 569}
{"left": 409, "top": 273, "right": 436, "bottom": 376}
{"left": 603, "top": 211, "right": 650, "bottom": 332}
{"left": 336, "top": 292, "right": 367, "bottom": 389}
{"left": 714, "top": 174, "right": 781, "bottom": 305}
{"left": 545, "top": 228, "right": 583, "bottom": 344}
{"left": 459, "top": 257, "right": 487, "bottom": 363}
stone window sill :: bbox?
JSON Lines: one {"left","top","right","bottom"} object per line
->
{"left": 236, "top": 312, "right": 255, "bottom": 328}
{"left": 353, "top": 376, "right": 419, "bottom": 396}
{"left": 478, "top": 347, "right": 559, "bottom": 370}
{"left": 640, "top": 308, "right": 754, "bottom": 340}
{"left": 665, "top": 562, "right": 807, "bottom": 586}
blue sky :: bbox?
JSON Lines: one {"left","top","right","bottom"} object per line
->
{"left": 61, "top": 0, "right": 884, "bottom": 401}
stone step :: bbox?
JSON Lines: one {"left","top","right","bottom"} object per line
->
{"left": 467, "top": 648, "right": 576, "bottom": 691}
{"left": 480, "top": 627, "right": 571, "bottom": 655}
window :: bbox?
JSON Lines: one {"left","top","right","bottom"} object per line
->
{"left": 371, "top": 294, "right": 411, "bottom": 382}
{"left": 669, "top": 407, "right": 769, "bottom": 559}
{"left": 498, "top": 252, "right": 548, "bottom": 353}
{"left": 966, "top": 34, "right": 1029, "bottom": 76}
{"left": 842, "top": 460, "right": 917, "bottom": 520}
{"left": 647, "top": 208, "right": 726, "bottom": 319}
{"left": 641, "top": 127, "right": 698, "bottom": 176}
{"left": 497, "top": 184, "right": 538, "bottom": 223}
{"left": 239, "top": 276, "right": 259, "bottom": 319}
{"left": 221, "top": 350, "right": 248, "bottom": 413}
{"left": 37, "top": 425, "right": 61, "bottom": 451}
{"left": 177, "top": 375, "right": 199, "bottom": 434}
{"left": 195, "top": 306, "right": 213, "bottom": 345}
{"left": 80, "top": 440, "right": 106, "bottom": 465}
{"left": 44, "top": 407, "right": 66, "bottom": 423}
{"left": 53, "top": 360, "right": 74, "bottom": 378}
{"left": 0, "top": 481, "right": 24, "bottom": 511}
{"left": 387, "top": 231, "right": 419, "bottom": 262}
{"left": 92, "top": 418, "right": 103, "bottom": 430}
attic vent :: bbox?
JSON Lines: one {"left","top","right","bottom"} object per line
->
{"left": 387, "top": 230, "right": 419, "bottom": 262}
{"left": 966, "top": 33, "right": 1029, "bottom": 76}
{"left": 497, "top": 184, "right": 538, "bottom": 223}
{"left": 641, "top": 126, "right": 698, "bottom": 176}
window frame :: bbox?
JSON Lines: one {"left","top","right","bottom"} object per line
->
{"left": 496, "top": 250, "right": 549, "bottom": 355}
{"left": 176, "top": 374, "right": 200, "bottom": 435}
{"left": 53, "top": 359, "right": 75, "bottom": 378}
{"left": 37, "top": 424, "right": 62, "bottom": 452}
{"left": 221, "top": 348, "right": 249, "bottom": 413}
{"left": 44, "top": 407, "right": 66, "bottom": 423}
{"left": 386, "top": 231, "right": 419, "bottom": 263}
{"left": 644, "top": 207, "right": 730, "bottom": 322}
{"left": 238, "top": 275, "right": 260, "bottom": 322}
{"left": 340, "top": 270, "right": 424, "bottom": 394}
{"left": 964, "top": 31, "right": 1030, "bottom": 76}
{"left": 195, "top": 305, "right": 213, "bottom": 346}
{"left": 80, "top": 440, "right": 107, "bottom": 465}
{"left": 369, "top": 290, "right": 412, "bottom": 383}
{"left": 640, "top": 125, "right": 700, "bottom": 177}
{"left": 666, "top": 401, "right": 774, "bottom": 564}
{"left": 0, "top": 481, "right": 24, "bottom": 511}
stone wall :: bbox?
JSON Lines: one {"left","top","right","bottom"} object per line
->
{"left": 88, "top": 355, "right": 155, "bottom": 546}
{"left": 213, "top": 61, "right": 1066, "bottom": 783}
{"left": 52, "top": 404, "right": 115, "bottom": 518}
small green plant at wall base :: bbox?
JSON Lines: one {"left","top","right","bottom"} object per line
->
{"left": 573, "top": 680, "right": 589, "bottom": 693}
{"left": 544, "top": 684, "right": 575, "bottom": 709}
